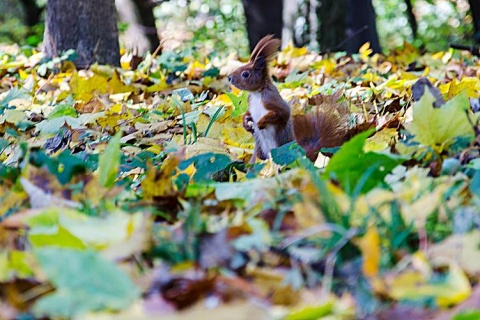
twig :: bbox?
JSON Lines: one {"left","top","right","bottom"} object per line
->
{"left": 450, "top": 43, "right": 480, "bottom": 56}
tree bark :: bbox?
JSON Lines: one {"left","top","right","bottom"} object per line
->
{"left": 241, "top": 0, "right": 283, "bottom": 52}
{"left": 19, "top": 0, "right": 43, "bottom": 26}
{"left": 318, "top": 0, "right": 346, "bottom": 51}
{"left": 345, "top": 0, "right": 381, "bottom": 53}
{"left": 43, "top": 0, "right": 120, "bottom": 68}
{"left": 404, "top": 0, "right": 417, "bottom": 39}
{"left": 132, "top": 0, "right": 160, "bottom": 51}
{"left": 468, "top": 0, "right": 480, "bottom": 44}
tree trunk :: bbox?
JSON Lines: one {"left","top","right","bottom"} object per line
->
{"left": 345, "top": 0, "right": 381, "bottom": 53}
{"left": 43, "top": 0, "right": 120, "bottom": 68}
{"left": 468, "top": 0, "right": 480, "bottom": 43}
{"left": 404, "top": 0, "right": 417, "bottom": 39}
{"left": 241, "top": 0, "right": 283, "bottom": 52}
{"left": 19, "top": 0, "right": 43, "bottom": 26}
{"left": 317, "top": 0, "right": 346, "bottom": 51}
{"left": 282, "top": 0, "right": 297, "bottom": 46}
{"left": 132, "top": 0, "right": 160, "bottom": 51}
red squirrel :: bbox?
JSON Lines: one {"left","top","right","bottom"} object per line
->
{"left": 228, "top": 35, "right": 349, "bottom": 163}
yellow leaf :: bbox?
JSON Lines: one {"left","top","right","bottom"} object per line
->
{"left": 388, "top": 261, "right": 471, "bottom": 306}
{"left": 96, "top": 104, "right": 131, "bottom": 128}
{"left": 436, "top": 263, "right": 471, "bottom": 307}
{"left": 141, "top": 152, "right": 182, "bottom": 200}
{"left": 389, "top": 271, "right": 428, "bottom": 300}
{"left": 222, "top": 126, "right": 254, "bottom": 148}
{"left": 406, "top": 90, "right": 474, "bottom": 152}
{"left": 359, "top": 42, "right": 373, "bottom": 60}
{"left": 70, "top": 71, "right": 108, "bottom": 102}
{"left": 145, "top": 78, "right": 169, "bottom": 92}
{"left": 445, "top": 77, "right": 480, "bottom": 99}
{"left": 293, "top": 198, "right": 325, "bottom": 228}
{"left": 0, "top": 188, "right": 28, "bottom": 216}
{"left": 364, "top": 128, "right": 398, "bottom": 152}
{"left": 356, "top": 227, "right": 380, "bottom": 277}
{"left": 107, "top": 70, "right": 137, "bottom": 94}
{"left": 278, "top": 42, "right": 308, "bottom": 64}
{"left": 185, "top": 60, "right": 206, "bottom": 79}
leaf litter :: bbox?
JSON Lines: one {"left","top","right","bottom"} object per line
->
{"left": 0, "top": 42, "right": 480, "bottom": 319}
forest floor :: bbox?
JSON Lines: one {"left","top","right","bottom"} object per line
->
{"left": 1, "top": 41, "right": 480, "bottom": 319}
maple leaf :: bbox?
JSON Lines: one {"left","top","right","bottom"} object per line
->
{"left": 406, "top": 90, "right": 474, "bottom": 152}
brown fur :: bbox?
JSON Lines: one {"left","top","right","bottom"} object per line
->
{"left": 228, "top": 35, "right": 349, "bottom": 162}
{"left": 293, "top": 104, "right": 349, "bottom": 161}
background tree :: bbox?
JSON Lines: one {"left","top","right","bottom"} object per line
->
{"left": 344, "top": 0, "right": 381, "bottom": 52}
{"left": 241, "top": 0, "right": 283, "bottom": 52}
{"left": 248, "top": 0, "right": 381, "bottom": 53}
{"left": 19, "top": 0, "right": 43, "bottom": 27}
{"left": 43, "top": 0, "right": 120, "bottom": 68}
{"left": 468, "top": 0, "right": 480, "bottom": 44}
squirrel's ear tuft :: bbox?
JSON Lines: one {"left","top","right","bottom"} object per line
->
{"left": 249, "top": 35, "right": 281, "bottom": 65}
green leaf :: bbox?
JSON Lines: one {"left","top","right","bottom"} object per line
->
{"left": 48, "top": 104, "right": 78, "bottom": 119}
{"left": 470, "top": 170, "right": 480, "bottom": 197}
{"left": 2, "top": 109, "right": 26, "bottom": 125}
{"left": 98, "top": 132, "right": 121, "bottom": 188}
{"left": 172, "top": 87, "right": 194, "bottom": 101}
{"left": 226, "top": 91, "right": 249, "bottom": 118}
{"left": 29, "top": 226, "right": 86, "bottom": 249}
{"left": 271, "top": 142, "right": 306, "bottom": 165}
{"left": 324, "top": 130, "right": 403, "bottom": 195}
{"left": 286, "top": 301, "right": 333, "bottom": 320}
{"left": 453, "top": 310, "right": 480, "bottom": 320}
{"left": 179, "top": 152, "right": 231, "bottom": 182}
{"left": 33, "top": 248, "right": 138, "bottom": 318}
{"left": 29, "top": 149, "right": 88, "bottom": 184}
{"left": 0, "top": 87, "right": 31, "bottom": 112}
{"left": 406, "top": 91, "right": 474, "bottom": 152}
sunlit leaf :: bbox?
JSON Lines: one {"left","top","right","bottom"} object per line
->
{"left": 406, "top": 91, "right": 474, "bottom": 152}
{"left": 98, "top": 132, "right": 121, "bottom": 188}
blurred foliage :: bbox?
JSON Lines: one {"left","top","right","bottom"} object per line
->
{"left": 0, "top": 0, "right": 476, "bottom": 54}
{"left": 155, "top": 0, "right": 249, "bottom": 57}
{"left": 0, "top": 0, "right": 44, "bottom": 47}
{"left": 374, "top": 0, "right": 474, "bottom": 52}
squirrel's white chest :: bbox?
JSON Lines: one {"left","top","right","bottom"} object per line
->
{"left": 248, "top": 92, "right": 278, "bottom": 155}
{"left": 249, "top": 92, "right": 268, "bottom": 123}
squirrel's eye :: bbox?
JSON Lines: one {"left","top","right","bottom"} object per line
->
{"left": 241, "top": 71, "right": 250, "bottom": 78}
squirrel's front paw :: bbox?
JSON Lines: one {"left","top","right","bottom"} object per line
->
{"left": 243, "top": 115, "right": 255, "bottom": 133}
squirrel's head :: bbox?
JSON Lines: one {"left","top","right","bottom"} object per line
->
{"left": 228, "top": 35, "right": 281, "bottom": 91}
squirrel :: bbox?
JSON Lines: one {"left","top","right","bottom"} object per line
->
{"left": 228, "top": 35, "right": 349, "bottom": 163}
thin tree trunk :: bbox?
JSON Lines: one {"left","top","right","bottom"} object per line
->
{"left": 405, "top": 0, "right": 417, "bottom": 39}
{"left": 468, "top": 0, "right": 480, "bottom": 43}
{"left": 282, "top": 0, "right": 297, "bottom": 47}
{"left": 43, "top": 0, "right": 120, "bottom": 68}
{"left": 19, "top": 0, "right": 43, "bottom": 26}
{"left": 132, "top": 0, "right": 160, "bottom": 51}
{"left": 241, "top": 0, "right": 283, "bottom": 52}
{"left": 318, "top": 0, "right": 346, "bottom": 51}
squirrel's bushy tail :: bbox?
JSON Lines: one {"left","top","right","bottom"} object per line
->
{"left": 293, "top": 103, "right": 350, "bottom": 161}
